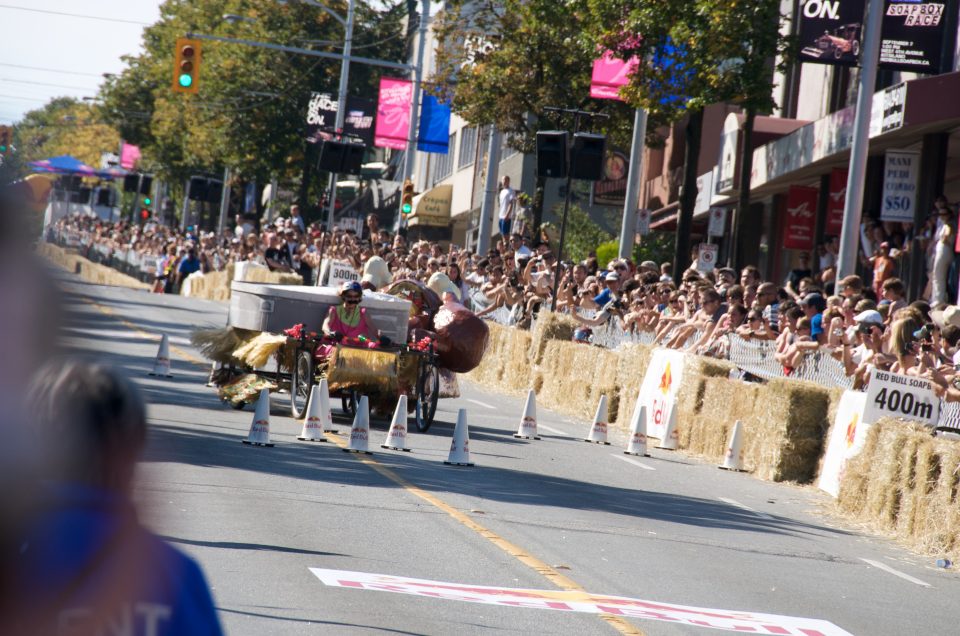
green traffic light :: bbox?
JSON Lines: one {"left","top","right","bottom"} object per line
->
{"left": 0, "top": 145, "right": 6, "bottom": 153}
{"left": 402, "top": 203, "right": 412, "bottom": 214}
{"left": 143, "top": 197, "right": 152, "bottom": 206}
{"left": 178, "top": 73, "right": 193, "bottom": 88}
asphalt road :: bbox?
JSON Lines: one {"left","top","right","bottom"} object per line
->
{"left": 56, "top": 274, "right": 958, "bottom": 636}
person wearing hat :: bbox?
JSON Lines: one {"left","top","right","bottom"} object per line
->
{"left": 839, "top": 309, "right": 886, "bottom": 385}
{"left": 931, "top": 199, "right": 954, "bottom": 304}
{"left": 594, "top": 271, "right": 621, "bottom": 307}
{"left": 322, "top": 281, "right": 376, "bottom": 344}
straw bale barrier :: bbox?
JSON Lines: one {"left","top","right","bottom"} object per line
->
{"left": 535, "top": 342, "right": 621, "bottom": 421}
{"left": 39, "top": 243, "right": 150, "bottom": 291}
{"left": 183, "top": 262, "right": 302, "bottom": 301}
{"left": 838, "top": 420, "right": 960, "bottom": 559}
{"left": 466, "top": 322, "right": 532, "bottom": 392}
{"left": 530, "top": 311, "right": 577, "bottom": 364}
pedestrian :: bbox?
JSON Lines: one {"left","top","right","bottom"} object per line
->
{"left": 931, "top": 201, "right": 954, "bottom": 305}
{"left": 497, "top": 175, "right": 516, "bottom": 238}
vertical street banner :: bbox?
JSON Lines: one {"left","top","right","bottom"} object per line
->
{"left": 880, "top": 0, "right": 952, "bottom": 72}
{"left": 374, "top": 78, "right": 413, "bottom": 150}
{"left": 589, "top": 50, "right": 637, "bottom": 101}
{"left": 344, "top": 97, "right": 375, "bottom": 146}
{"left": 416, "top": 94, "right": 451, "bottom": 154}
{"left": 306, "top": 93, "right": 376, "bottom": 146}
{"left": 826, "top": 168, "right": 848, "bottom": 236}
{"left": 880, "top": 150, "right": 920, "bottom": 222}
{"left": 783, "top": 185, "right": 818, "bottom": 250}
{"left": 120, "top": 142, "right": 141, "bottom": 169}
{"left": 797, "top": 0, "right": 866, "bottom": 66}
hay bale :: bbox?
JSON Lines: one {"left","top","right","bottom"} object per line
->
{"left": 534, "top": 341, "right": 621, "bottom": 422}
{"left": 233, "top": 332, "right": 287, "bottom": 369}
{"left": 39, "top": 244, "right": 150, "bottom": 291}
{"left": 191, "top": 327, "right": 243, "bottom": 363}
{"left": 612, "top": 344, "right": 654, "bottom": 429}
{"left": 530, "top": 311, "right": 577, "bottom": 364}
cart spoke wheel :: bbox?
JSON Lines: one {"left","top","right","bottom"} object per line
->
{"left": 415, "top": 364, "right": 439, "bottom": 432}
{"left": 290, "top": 350, "right": 313, "bottom": 419}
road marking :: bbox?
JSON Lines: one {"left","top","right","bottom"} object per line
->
{"left": 325, "top": 431, "right": 644, "bottom": 635}
{"left": 538, "top": 424, "right": 567, "bottom": 436}
{"left": 717, "top": 497, "right": 774, "bottom": 520}
{"left": 466, "top": 398, "right": 496, "bottom": 409}
{"left": 860, "top": 558, "right": 931, "bottom": 587}
{"left": 612, "top": 454, "right": 655, "bottom": 471}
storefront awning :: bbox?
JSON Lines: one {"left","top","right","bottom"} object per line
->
{"left": 408, "top": 184, "right": 453, "bottom": 227}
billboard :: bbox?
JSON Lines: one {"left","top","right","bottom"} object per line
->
{"left": 305, "top": 93, "right": 375, "bottom": 146}
{"left": 798, "top": 0, "right": 865, "bottom": 66}
{"left": 880, "top": 0, "right": 951, "bottom": 72}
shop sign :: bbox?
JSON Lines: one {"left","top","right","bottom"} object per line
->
{"left": 880, "top": 150, "right": 920, "bottom": 223}
{"left": 880, "top": 0, "right": 950, "bottom": 72}
{"left": 715, "top": 113, "right": 740, "bottom": 194}
{"left": 783, "top": 186, "right": 818, "bottom": 250}
{"left": 826, "top": 168, "right": 848, "bottom": 236}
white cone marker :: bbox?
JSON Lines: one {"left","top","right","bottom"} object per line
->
{"left": 625, "top": 401, "right": 650, "bottom": 457}
{"left": 719, "top": 420, "right": 745, "bottom": 471}
{"left": 342, "top": 395, "right": 372, "bottom": 454}
{"left": 297, "top": 385, "right": 329, "bottom": 442}
{"left": 584, "top": 394, "right": 611, "bottom": 445}
{"left": 148, "top": 334, "right": 173, "bottom": 377}
{"left": 444, "top": 408, "right": 473, "bottom": 466}
{"left": 514, "top": 389, "right": 541, "bottom": 439}
{"left": 381, "top": 395, "right": 411, "bottom": 451}
{"left": 315, "top": 378, "right": 338, "bottom": 432}
{"left": 656, "top": 402, "right": 679, "bottom": 450}
{"left": 242, "top": 389, "right": 274, "bottom": 447}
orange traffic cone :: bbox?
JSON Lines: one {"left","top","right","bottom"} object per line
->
{"left": 297, "top": 385, "right": 329, "bottom": 442}
{"left": 242, "top": 389, "right": 274, "bottom": 447}
{"left": 381, "top": 395, "right": 411, "bottom": 451}
{"left": 514, "top": 389, "right": 540, "bottom": 439}
{"left": 342, "top": 395, "right": 372, "bottom": 454}
{"left": 584, "top": 394, "right": 611, "bottom": 445}
{"left": 444, "top": 409, "right": 473, "bottom": 466}
{"left": 148, "top": 334, "right": 173, "bottom": 377}
{"left": 719, "top": 420, "right": 745, "bottom": 471}
{"left": 625, "top": 401, "right": 650, "bottom": 457}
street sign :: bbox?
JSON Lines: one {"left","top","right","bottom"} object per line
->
{"left": 864, "top": 368, "right": 939, "bottom": 427}
{"left": 696, "top": 243, "right": 718, "bottom": 272}
{"left": 635, "top": 208, "right": 650, "bottom": 236}
{"left": 707, "top": 207, "right": 726, "bottom": 237}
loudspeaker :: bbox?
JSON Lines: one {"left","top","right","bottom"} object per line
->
{"left": 205, "top": 180, "right": 223, "bottom": 204}
{"left": 536, "top": 131, "right": 568, "bottom": 178}
{"left": 341, "top": 143, "right": 365, "bottom": 174}
{"left": 138, "top": 175, "right": 153, "bottom": 195}
{"left": 123, "top": 174, "right": 139, "bottom": 192}
{"left": 188, "top": 177, "right": 208, "bottom": 201}
{"left": 96, "top": 188, "right": 115, "bottom": 207}
{"left": 570, "top": 133, "right": 606, "bottom": 181}
{"left": 318, "top": 140, "right": 346, "bottom": 172}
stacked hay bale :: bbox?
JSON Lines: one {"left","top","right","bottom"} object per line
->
{"left": 535, "top": 342, "right": 621, "bottom": 421}
{"left": 612, "top": 344, "right": 654, "bottom": 429}
{"left": 181, "top": 262, "right": 303, "bottom": 301}
{"left": 39, "top": 244, "right": 150, "bottom": 291}
{"left": 839, "top": 421, "right": 960, "bottom": 559}
{"left": 530, "top": 311, "right": 577, "bottom": 365}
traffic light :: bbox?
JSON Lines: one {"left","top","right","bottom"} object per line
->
{"left": 172, "top": 37, "right": 201, "bottom": 94}
{"left": 0, "top": 125, "right": 12, "bottom": 155}
{"left": 400, "top": 179, "right": 414, "bottom": 215}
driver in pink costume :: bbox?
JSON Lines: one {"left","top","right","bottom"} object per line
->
{"left": 318, "top": 281, "right": 376, "bottom": 358}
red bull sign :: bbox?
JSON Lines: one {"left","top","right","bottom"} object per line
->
{"left": 638, "top": 350, "right": 686, "bottom": 441}
{"left": 782, "top": 185, "right": 818, "bottom": 250}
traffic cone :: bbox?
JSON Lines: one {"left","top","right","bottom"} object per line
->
{"left": 584, "top": 394, "right": 611, "bottom": 445}
{"left": 656, "top": 402, "right": 679, "bottom": 450}
{"left": 342, "top": 395, "right": 372, "bottom": 454}
{"left": 624, "top": 402, "right": 650, "bottom": 457}
{"left": 513, "top": 389, "right": 541, "bottom": 439}
{"left": 241, "top": 389, "right": 274, "bottom": 447}
{"left": 316, "top": 379, "right": 338, "bottom": 432}
{"left": 381, "top": 395, "right": 411, "bottom": 451}
{"left": 148, "top": 334, "right": 173, "bottom": 377}
{"left": 444, "top": 408, "right": 473, "bottom": 466}
{"left": 297, "top": 385, "right": 329, "bottom": 442}
{"left": 719, "top": 420, "right": 745, "bottom": 471}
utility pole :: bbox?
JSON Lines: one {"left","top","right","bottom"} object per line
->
{"left": 477, "top": 127, "right": 502, "bottom": 254}
{"left": 217, "top": 167, "right": 231, "bottom": 235}
{"left": 618, "top": 108, "right": 647, "bottom": 259}
{"left": 398, "top": 0, "right": 430, "bottom": 229}
{"left": 325, "top": 0, "right": 356, "bottom": 234}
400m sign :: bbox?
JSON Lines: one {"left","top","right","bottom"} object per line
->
{"left": 864, "top": 368, "right": 939, "bottom": 427}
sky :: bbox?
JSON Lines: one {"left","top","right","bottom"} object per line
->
{"left": 0, "top": 1, "right": 162, "bottom": 124}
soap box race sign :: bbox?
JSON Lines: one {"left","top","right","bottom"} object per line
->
{"left": 310, "top": 568, "right": 854, "bottom": 635}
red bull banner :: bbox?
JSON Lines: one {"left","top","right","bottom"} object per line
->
{"left": 374, "top": 77, "right": 413, "bottom": 150}
{"left": 590, "top": 51, "right": 638, "bottom": 101}
{"left": 636, "top": 349, "right": 686, "bottom": 441}
{"left": 825, "top": 168, "right": 847, "bottom": 236}
{"left": 783, "top": 185, "right": 818, "bottom": 250}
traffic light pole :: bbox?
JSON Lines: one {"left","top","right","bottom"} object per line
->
{"left": 618, "top": 108, "right": 647, "bottom": 259}
{"left": 325, "top": 0, "right": 355, "bottom": 234}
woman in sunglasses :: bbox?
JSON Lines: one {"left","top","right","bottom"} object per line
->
{"left": 322, "top": 281, "right": 376, "bottom": 344}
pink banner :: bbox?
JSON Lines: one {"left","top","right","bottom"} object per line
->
{"left": 120, "top": 142, "right": 141, "bottom": 169}
{"left": 590, "top": 51, "right": 638, "bottom": 101}
{"left": 374, "top": 78, "right": 413, "bottom": 150}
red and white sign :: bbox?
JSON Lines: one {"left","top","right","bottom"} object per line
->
{"left": 374, "top": 78, "right": 413, "bottom": 150}
{"left": 817, "top": 390, "right": 869, "bottom": 498}
{"left": 825, "top": 169, "right": 847, "bottom": 236}
{"left": 589, "top": 50, "right": 638, "bottom": 101}
{"left": 782, "top": 185, "right": 818, "bottom": 250}
{"left": 696, "top": 243, "right": 718, "bottom": 273}
{"left": 636, "top": 349, "right": 686, "bottom": 441}
{"left": 707, "top": 207, "right": 727, "bottom": 237}
{"left": 310, "top": 568, "right": 854, "bottom": 635}
{"left": 635, "top": 208, "right": 651, "bottom": 237}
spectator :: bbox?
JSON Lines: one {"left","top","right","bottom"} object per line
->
{"left": 497, "top": 175, "right": 516, "bottom": 238}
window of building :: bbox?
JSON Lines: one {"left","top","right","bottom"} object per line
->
{"left": 432, "top": 132, "right": 456, "bottom": 184}
{"left": 458, "top": 126, "right": 478, "bottom": 169}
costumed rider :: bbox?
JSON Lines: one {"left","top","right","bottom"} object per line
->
{"left": 323, "top": 281, "right": 377, "bottom": 344}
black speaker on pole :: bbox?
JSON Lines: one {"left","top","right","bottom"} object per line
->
{"left": 138, "top": 175, "right": 153, "bottom": 195}
{"left": 341, "top": 143, "right": 365, "bottom": 175}
{"left": 188, "top": 177, "right": 208, "bottom": 201}
{"left": 123, "top": 174, "right": 139, "bottom": 192}
{"left": 205, "top": 180, "right": 223, "bottom": 204}
{"left": 570, "top": 133, "right": 606, "bottom": 181}
{"left": 536, "top": 131, "right": 568, "bottom": 178}
{"left": 318, "top": 140, "right": 347, "bottom": 172}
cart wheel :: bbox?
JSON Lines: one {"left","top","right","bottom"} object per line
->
{"left": 415, "top": 363, "right": 439, "bottom": 432}
{"left": 290, "top": 350, "right": 314, "bottom": 419}
{"left": 341, "top": 391, "right": 358, "bottom": 417}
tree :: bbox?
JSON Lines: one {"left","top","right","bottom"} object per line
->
{"left": 431, "top": 0, "right": 634, "bottom": 237}
{"left": 15, "top": 98, "right": 119, "bottom": 168}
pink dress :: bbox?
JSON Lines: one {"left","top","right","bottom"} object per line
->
{"left": 317, "top": 306, "right": 373, "bottom": 359}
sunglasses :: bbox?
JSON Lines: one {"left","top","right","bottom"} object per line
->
{"left": 343, "top": 296, "right": 361, "bottom": 304}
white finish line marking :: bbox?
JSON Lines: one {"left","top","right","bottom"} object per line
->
{"left": 860, "top": 558, "right": 931, "bottom": 587}
{"left": 466, "top": 398, "right": 496, "bottom": 409}
{"left": 718, "top": 497, "right": 774, "bottom": 520}
{"left": 310, "top": 568, "right": 855, "bottom": 635}
{"left": 612, "top": 454, "right": 655, "bottom": 471}
{"left": 538, "top": 424, "right": 567, "bottom": 436}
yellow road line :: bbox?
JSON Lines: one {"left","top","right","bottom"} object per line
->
{"left": 326, "top": 432, "right": 645, "bottom": 636}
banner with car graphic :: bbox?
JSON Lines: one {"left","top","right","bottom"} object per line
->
{"left": 798, "top": 0, "right": 866, "bottom": 66}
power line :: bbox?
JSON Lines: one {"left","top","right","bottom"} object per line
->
{"left": 0, "top": 78, "right": 92, "bottom": 91}
{"left": 0, "top": 62, "right": 102, "bottom": 77}
{"left": 0, "top": 4, "right": 150, "bottom": 26}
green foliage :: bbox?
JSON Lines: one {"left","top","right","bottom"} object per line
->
{"left": 591, "top": 231, "right": 676, "bottom": 269}
{"left": 594, "top": 240, "right": 619, "bottom": 268}
{"left": 542, "top": 204, "right": 614, "bottom": 264}
{"left": 15, "top": 98, "right": 120, "bottom": 168}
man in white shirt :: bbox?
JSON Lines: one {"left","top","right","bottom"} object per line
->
{"left": 498, "top": 175, "right": 516, "bottom": 238}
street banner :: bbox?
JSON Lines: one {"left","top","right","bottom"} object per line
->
{"left": 707, "top": 207, "right": 727, "bottom": 237}
{"left": 636, "top": 349, "right": 686, "bottom": 440}
{"left": 783, "top": 185, "right": 818, "bottom": 250}
{"left": 880, "top": 0, "right": 951, "bottom": 72}
{"left": 863, "top": 368, "right": 940, "bottom": 427}
{"left": 589, "top": 50, "right": 637, "bottom": 101}
{"left": 880, "top": 150, "right": 920, "bottom": 223}
{"left": 374, "top": 78, "right": 413, "bottom": 150}
{"left": 797, "top": 0, "right": 866, "bottom": 66}
{"left": 306, "top": 93, "right": 375, "bottom": 146}
{"left": 311, "top": 568, "right": 855, "bottom": 635}
{"left": 635, "top": 208, "right": 650, "bottom": 236}
{"left": 416, "top": 94, "right": 451, "bottom": 154}
{"left": 826, "top": 168, "right": 848, "bottom": 236}
{"left": 696, "top": 243, "right": 719, "bottom": 272}
{"left": 120, "top": 142, "right": 141, "bottom": 169}
{"left": 818, "top": 390, "right": 869, "bottom": 497}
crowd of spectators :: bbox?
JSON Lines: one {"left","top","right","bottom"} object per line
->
{"left": 51, "top": 195, "right": 960, "bottom": 398}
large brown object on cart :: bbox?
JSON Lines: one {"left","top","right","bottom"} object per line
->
{"left": 432, "top": 297, "right": 489, "bottom": 373}
{"left": 381, "top": 279, "right": 441, "bottom": 332}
